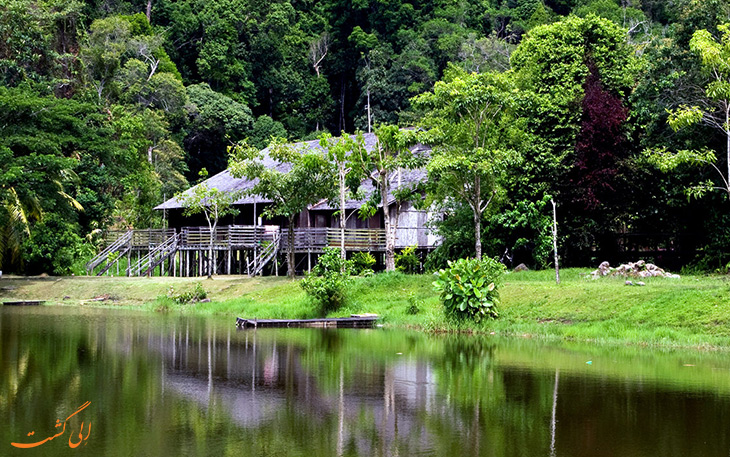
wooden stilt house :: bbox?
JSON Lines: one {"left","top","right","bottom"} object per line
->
{"left": 86, "top": 133, "right": 440, "bottom": 277}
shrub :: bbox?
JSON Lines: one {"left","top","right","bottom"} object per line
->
{"left": 395, "top": 245, "right": 420, "bottom": 273}
{"left": 351, "top": 251, "right": 376, "bottom": 275}
{"left": 406, "top": 292, "right": 422, "bottom": 315}
{"left": 433, "top": 257, "right": 506, "bottom": 322}
{"left": 167, "top": 283, "right": 208, "bottom": 304}
{"left": 301, "top": 247, "right": 354, "bottom": 314}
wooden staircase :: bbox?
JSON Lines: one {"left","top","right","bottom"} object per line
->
{"left": 128, "top": 233, "right": 179, "bottom": 277}
{"left": 247, "top": 231, "right": 280, "bottom": 277}
{"left": 86, "top": 230, "right": 133, "bottom": 276}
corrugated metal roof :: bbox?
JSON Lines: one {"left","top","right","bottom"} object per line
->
{"left": 155, "top": 132, "right": 430, "bottom": 211}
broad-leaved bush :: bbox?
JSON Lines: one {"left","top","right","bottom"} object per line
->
{"left": 433, "top": 257, "right": 506, "bottom": 322}
{"left": 301, "top": 247, "right": 354, "bottom": 313}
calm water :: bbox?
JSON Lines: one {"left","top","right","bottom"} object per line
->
{"left": 3, "top": 307, "right": 730, "bottom": 456}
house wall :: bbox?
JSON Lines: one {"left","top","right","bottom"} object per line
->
{"left": 393, "top": 201, "right": 440, "bottom": 248}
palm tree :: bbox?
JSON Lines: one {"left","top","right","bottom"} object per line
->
{"left": 0, "top": 170, "right": 83, "bottom": 272}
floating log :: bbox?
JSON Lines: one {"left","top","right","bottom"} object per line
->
{"left": 3, "top": 300, "right": 45, "bottom": 306}
{"left": 236, "top": 314, "right": 378, "bottom": 329}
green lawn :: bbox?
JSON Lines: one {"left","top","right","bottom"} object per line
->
{"left": 3, "top": 269, "right": 730, "bottom": 349}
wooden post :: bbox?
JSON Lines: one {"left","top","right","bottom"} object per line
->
{"left": 551, "top": 198, "right": 560, "bottom": 285}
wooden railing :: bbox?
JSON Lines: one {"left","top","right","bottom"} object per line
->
{"left": 129, "top": 233, "right": 179, "bottom": 277}
{"left": 100, "top": 226, "right": 435, "bottom": 253}
{"left": 87, "top": 230, "right": 133, "bottom": 275}
{"left": 281, "top": 228, "right": 387, "bottom": 252}
{"left": 179, "top": 226, "right": 278, "bottom": 249}
{"left": 105, "top": 229, "right": 175, "bottom": 248}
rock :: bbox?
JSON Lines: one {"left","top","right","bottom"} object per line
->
{"left": 591, "top": 261, "right": 613, "bottom": 279}
{"left": 513, "top": 263, "right": 529, "bottom": 272}
{"left": 199, "top": 298, "right": 211, "bottom": 303}
{"left": 625, "top": 280, "right": 633, "bottom": 286}
{"left": 591, "top": 260, "right": 677, "bottom": 279}
{"left": 636, "top": 281, "right": 645, "bottom": 286}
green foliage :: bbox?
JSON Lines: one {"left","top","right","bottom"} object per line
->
{"left": 648, "top": 23, "right": 730, "bottom": 201}
{"left": 415, "top": 67, "right": 525, "bottom": 258}
{"left": 433, "top": 257, "right": 507, "bottom": 322}
{"left": 167, "top": 283, "right": 208, "bottom": 304}
{"left": 22, "top": 214, "right": 86, "bottom": 275}
{"left": 510, "top": 14, "right": 638, "bottom": 194}
{"left": 489, "top": 196, "right": 554, "bottom": 268}
{"left": 186, "top": 83, "right": 254, "bottom": 175}
{"left": 405, "top": 291, "right": 423, "bottom": 315}
{"left": 395, "top": 246, "right": 420, "bottom": 274}
{"left": 229, "top": 137, "right": 335, "bottom": 277}
{"left": 300, "top": 247, "right": 354, "bottom": 314}
{"left": 249, "top": 115, "right": 287, "bottom": 149}
{"left": 351, "top": 251, "right": 376, "bottom": 275}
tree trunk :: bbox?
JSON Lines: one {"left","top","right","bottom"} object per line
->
{"left": 287, "top": 216, "right": 295, "bottom": 278}
{"left": 725, "top": 105, "right": 730, "bottom": 200}
{"left": 339, "top": 78, "right": 346, "bottom": 132}
{"left": 208, "top": 225, "right": 215, "bottom": 279}
{"left": 367, "top": 88, "right": 372, "bottom": 133}
{"left": 146, "top": 0, "right": 152, "bottom": 22}
{"left": 552, "top": 199, "right": 560, "bottom": 285}
{"left": 381, "top": 170, "right": 395, "bottom": 271}
{"left": 474, "top": 210, "right": 482, "bottom": 259}
{"left": 339, "top": 163, "right": 346, "bottom": 260}
{"left": 474, "top": 175, "right": 482, "bottom": 259}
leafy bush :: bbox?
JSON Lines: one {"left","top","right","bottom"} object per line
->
{"left": 406, "top": 292, "right": 422, "bottom": 315}
{"left": 167, "top": 283, "right": 208, "bottom": 304}
{"left": 301, "top": 247, "right": 354, "bottom": 313}
{"left": 395, "top": 245, "right": 420, "bottom": 274}
{"left": 22, "top": 214, "right": 87, "bottom": 275}
{"left": 433, "top": 257, "right": 506, "bottom": 322}
{"left": 351, "top": 251, "right": 376, "bottom": 275}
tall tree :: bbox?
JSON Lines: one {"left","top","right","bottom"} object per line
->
{"left": 176, "top": 169, "right": 240, "bottom": 278}
{"left": 359, "top": 125, "right": 419, "bottom": 271}
{"left": 318, "top": 131, "right": 368, "bottom": 259}
{"left": 229, "top": 138, "right": 335, "bottom": 278}
{"left": 414, "top": 68, "right": 523, "bottom": 259}
{"left": 644, "top": 23, "right": 730, "bottom": 201}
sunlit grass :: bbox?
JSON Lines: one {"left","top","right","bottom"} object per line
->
{"left": 4, "top": 269, "right": 730, "bottom": 348}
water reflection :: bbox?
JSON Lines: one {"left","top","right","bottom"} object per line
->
{"left": 3, "top": 306, "right": 730, "bottom": 456}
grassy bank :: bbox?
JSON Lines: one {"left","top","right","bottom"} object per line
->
{"left": 2, "top": 269, "right": 730, "bottom": 349}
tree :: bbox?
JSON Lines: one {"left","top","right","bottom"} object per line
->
{"left": 176, "top": 169, "right": 240, "bottom": 278}
{"left": 185, "top": 83, "right": 254, "bottom": 176}
{"left": 229, "top": 138, "right": 334, "bottom": 278}
{"left": 645, "top": 24, "right": 730, "bottom": 201}
{"left": 360, "top": 125, "right": 420, "bottom": 271}
{"left": 510, "top": 14, "right": 637, "bottom": 196}
{"left": 510, "top": 14, "right": 639, "bottom": 263}
{"left": 414, "top": 68, "right": 523, "bottom": 259}
{"left": 318, "top": 131, "right": 369, "bottom": 260}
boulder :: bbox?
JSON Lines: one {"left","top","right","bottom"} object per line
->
{"left": 591, "top": 260, "right": 679, "bottom": 279}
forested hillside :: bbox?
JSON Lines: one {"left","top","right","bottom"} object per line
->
{"left": 1, "top": 0, "right": 730, "bottom": 274}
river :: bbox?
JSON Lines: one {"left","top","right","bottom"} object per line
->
{"left": 2, "top": 306, "right": 730, "bottom": 456}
